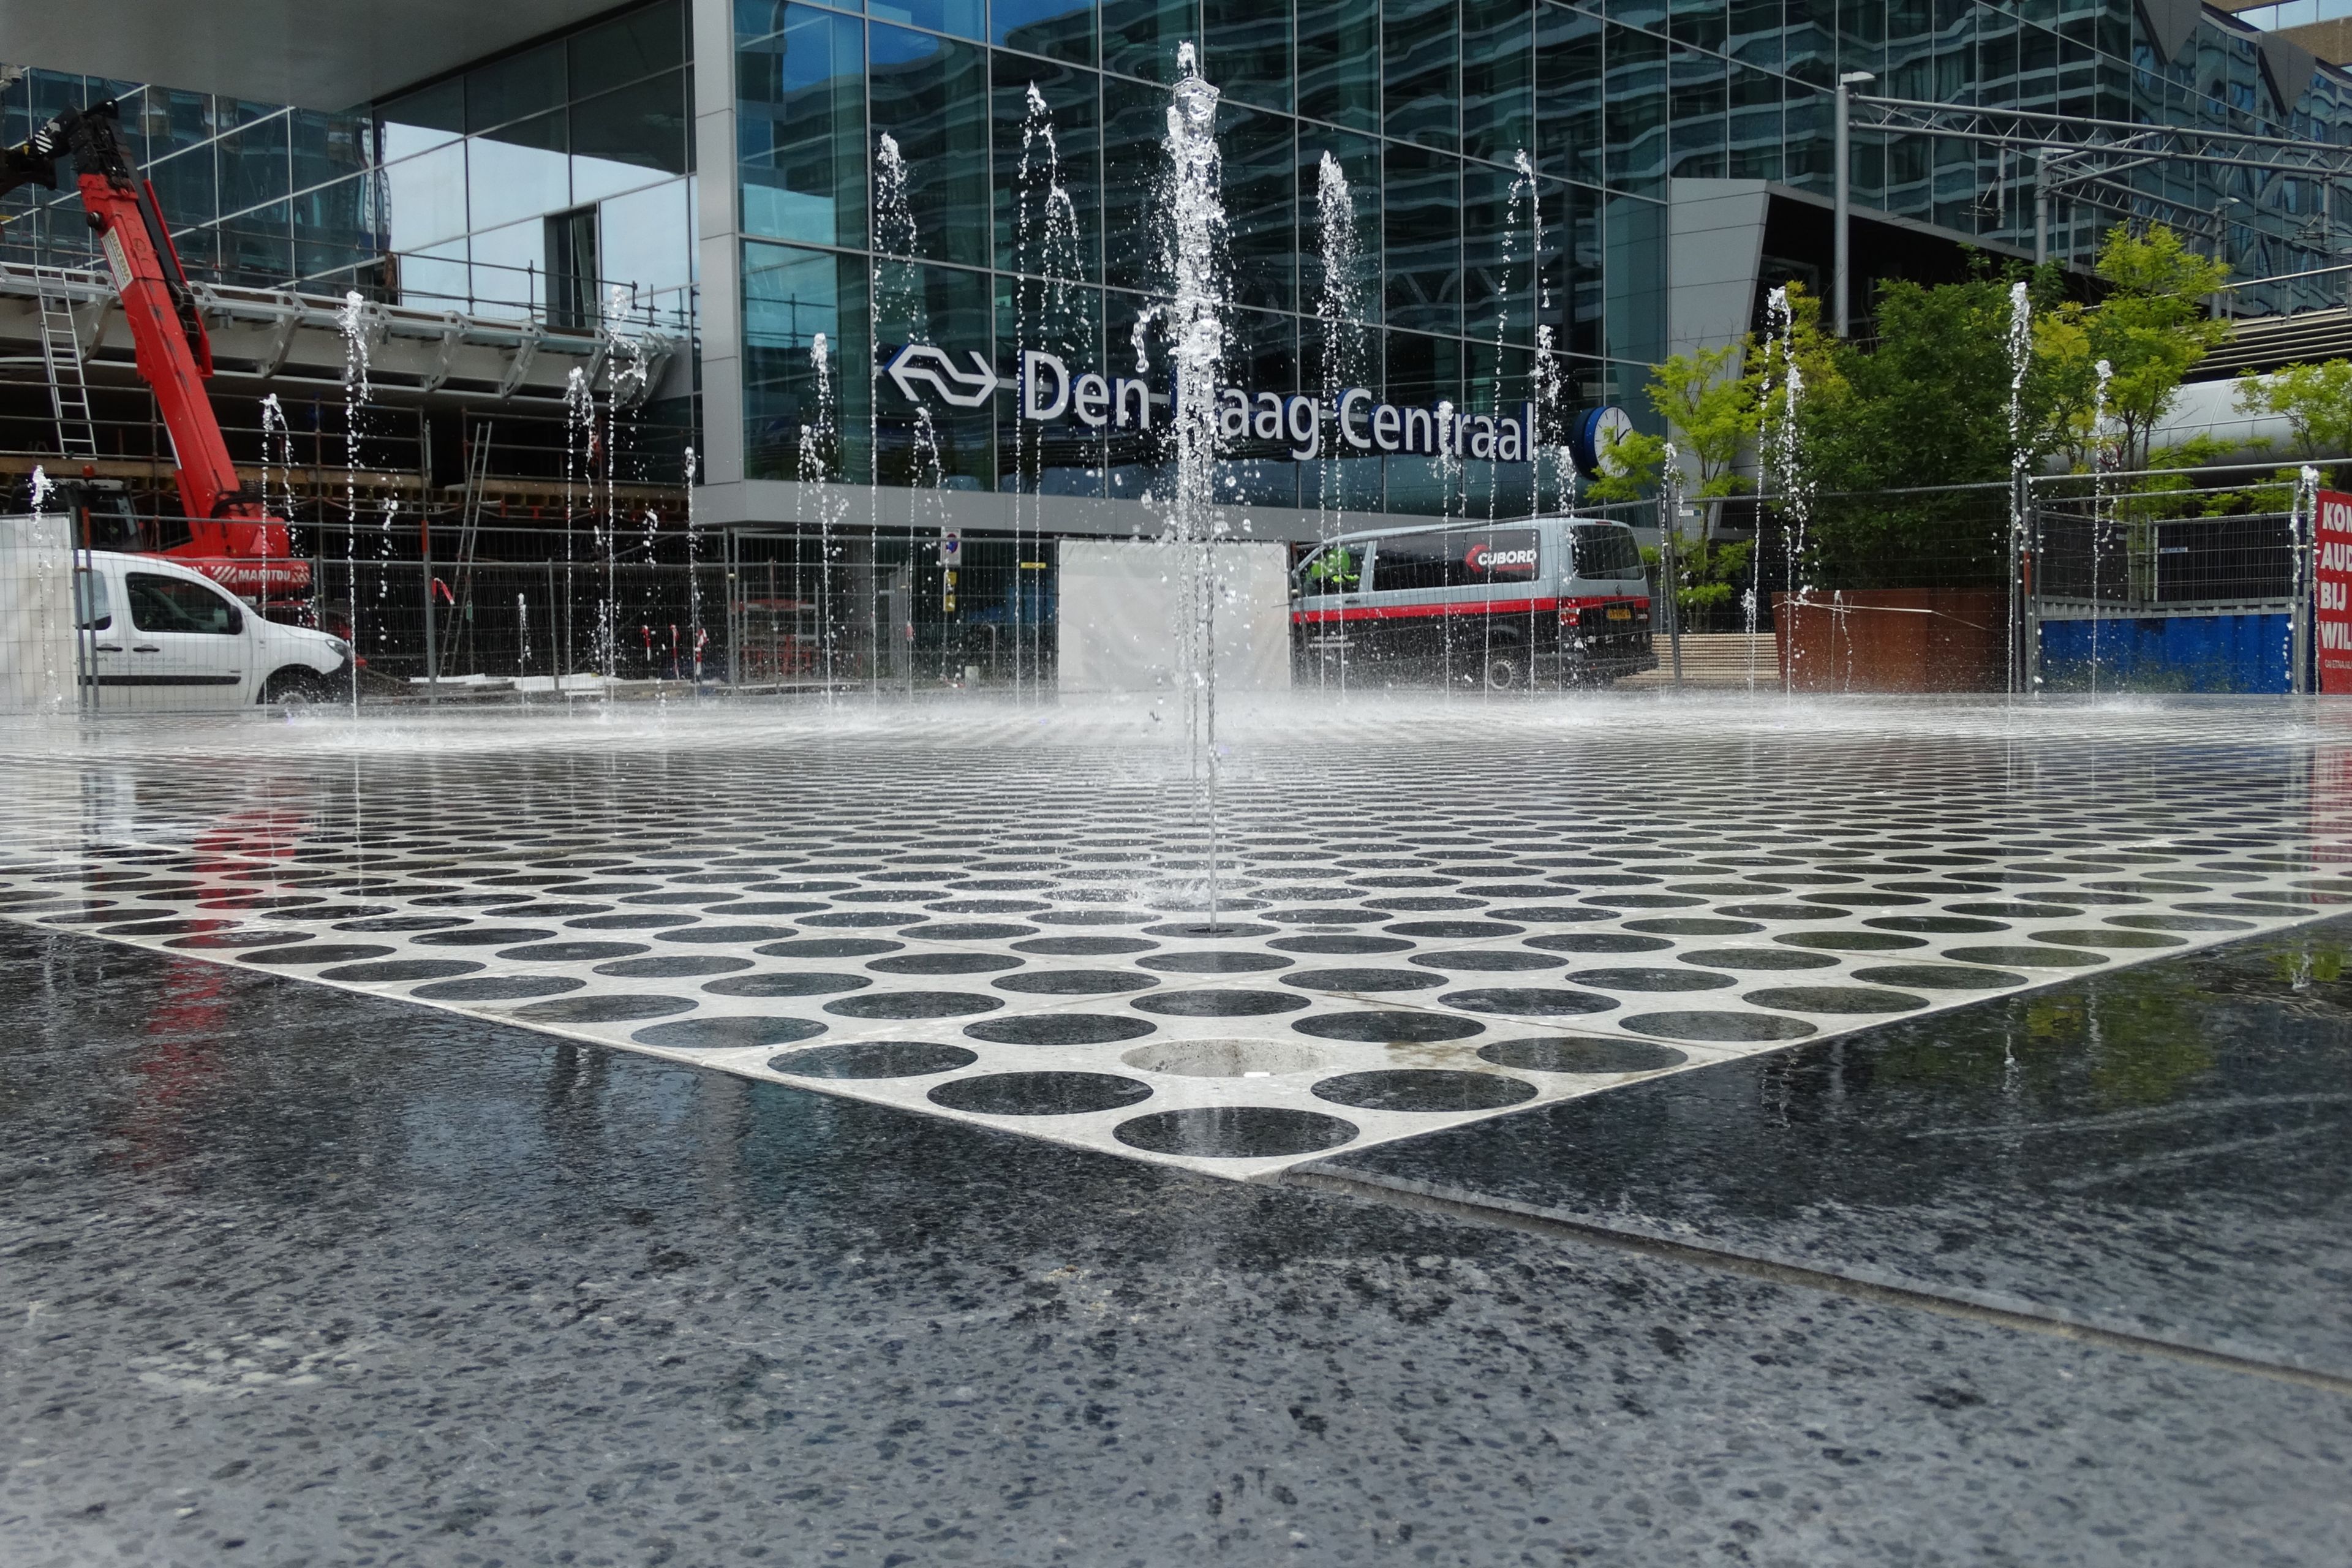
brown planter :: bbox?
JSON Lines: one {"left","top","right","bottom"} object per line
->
{"left": 1771, "top": 589, "right": 2006, "bottom": 693}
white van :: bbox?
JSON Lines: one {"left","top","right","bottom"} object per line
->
{"left": 75, "top": 551, "right": 352, "bottom": 709}
{"left": 1292, "top": 516, "right": 1656, "bottom": 688}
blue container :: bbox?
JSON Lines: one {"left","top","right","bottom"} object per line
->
{"left": 2039, "top": 613, "right": 2292, "bottom": 693}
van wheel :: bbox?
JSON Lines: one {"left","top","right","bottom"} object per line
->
{"left": 1482, "top": 650, "right": 1525, "bottom": 690}
{"left": 263, "top": 668, "right": 333, "bottom": 706}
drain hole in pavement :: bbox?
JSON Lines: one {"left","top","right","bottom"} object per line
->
{"left": 415, "top": 927, "right": 557, "bottom": 946}
{"left": 900, "top": 922, "right": 1040, "bottom": 941}
{"left": 1385, "top": 919, "right": 1525, "bottom": 938}
{"left": 413, "top": 974, "right": 584, "bottom": 1001}
{"left": 1677, "top": 947, "right": 1837, "bottom": 970}
{"left": 2107, "top": 913, "right": 2256, "bottom": 931}
{"left": 597, "top": 954, "right": 752, "bottom": 978}
{"left": 1120, "top": 1039, "right": 1330, "bottom": 1077}
{"left": 703, "top": 971, "right": 869, "bottom": 997}
{"left": 1114, "top": 1107, "right": 1358, "bottom": 1158}
{"left": 1407, "top": 949, "right": 1560, "bottom": 971}
{"left": 757, "top": 938, "right": 903, "bottom": 959}
{"left": 1777, "top": 930, "right": 1926, "bottom": 951}
{"left": 929, "top": 1072, "right": 1154, "bottom": 1115}
{"left": 825, "top": 990, "right": 1005, "bottom": 1019}
{"left": 1525, "top": 932, "right": 1673, "bottom": 954}
{"left": 1016, "top": 935, "right": 1159, "bottom": 956}
{"left": 995, "top": 970, "right": 1158, "bottom": 994}
{"left": 802, "top": 911, "right": 927, "bottom": 928}
{"left": 336, "top": 915, "right": 470, "bottom": 933}
{"left": 966, "top": 1014, "right": 1156, "bottom": 1045}
{"left": 1270, "top": 933, "right": 1414, "bottom": 954}
{"left": 101, "top": 917, "right": 239, "bottom": 937}
{"left": 1624, "top": 918, "right": 1763, "bottom": 936}
{"left": 319, "top": 959, "right": 483, "bottom": 983}
{"left": 568, "top": 911, "right": 700, "bottom": 930}
{"left": 1438, "top": 987, "right": 1617, "bottom": 1016}
{"left": 1478, "top": 1037, "right": 1689, "bottom": 1074}
{"left": 1281, "top": 967, "right": 1445, "bottom": 992}
{"left": 769, "top": 1041, "right": 976, "bottom": 1079}
{"left": 635, "top": 1017, "right": 824, "bottom": 1049}
{"left": 1850, "top": 964, "right": 2026, "bottom": 989}
{"left": 1743, "top": 985, "right": 1928, "bottom": 1012}
{"left": 1567, "top": 967, "right": 1736, "bottom": 992}
{"left": 510, "top": 993, "right": 698, "bottom": 1023}
{"left": 1866, "top": 915, "right": 2010, "bottom": 933}
{"left": 1311, "top": 1069, "right": 1537, "bottom": 1112}
{"left": 497, "top": 941, "right": 648, "bottom": 962}
{"left": 1141, "top": 950, "right": 1294, "bottom": 973}
{"left": 238, "top": 943, "right": 396, "bottom": 966}
{"left": 2029, "top": 929, "right": 2187, "bottom": 949}
{"left": 1292, "top": 1011, "right": 1485, "bottom": 1043}
{"left": 1143, "top": 922, "right": 1279, "bottom": 939}
{"left": 1264, "top": 906, "right": 1385, "bottom": 924}
{"left": 1131, "top": 988, "right": 1308, "bottom": 1016}
{"left": 655, "top": 924, "right": 800, "bottom": 944}
{"left": 167, "top": 930, "right": 313, "bottom": 950}
{"left": 869, "top": 952, "right": 1024, "bottom": 975}
{"left": 1623, "top": 1010, "right": 1817, "bottom": 1041}
{"left": 1940, "top": 944, "right": 2110, "bottom": 968}
{"left": 1035, "top": 909, "right": 1155, "bottom": 925}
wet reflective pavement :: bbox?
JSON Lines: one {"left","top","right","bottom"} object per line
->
{"left": 6, "top": 917, "right": 2351, "bottom": 1565}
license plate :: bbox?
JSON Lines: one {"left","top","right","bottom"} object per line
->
{"left": 1606, "top": 606, "right": 1632, "bottom": 621}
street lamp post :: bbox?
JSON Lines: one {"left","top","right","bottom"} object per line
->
{"left": 1834, "top": 72, "right": 1875, "bottom": 337}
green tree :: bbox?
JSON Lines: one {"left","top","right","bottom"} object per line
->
{"left": 2035, "top": 226, "right": 2231, "bottom": 477}
{"left": 2237, "top": 358, "right": 2352, "bottom": 484}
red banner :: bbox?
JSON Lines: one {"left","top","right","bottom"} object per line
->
{"left": 2318, "top": 489, "right": 2352, "bottom": 694}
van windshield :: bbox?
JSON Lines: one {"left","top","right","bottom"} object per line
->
{"left": 1566, "top": 524, "right": 1646, "bottom": 582}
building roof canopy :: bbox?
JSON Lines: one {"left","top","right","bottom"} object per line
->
{"left": 0, "top": 0, "right": 621, "bottom": 112}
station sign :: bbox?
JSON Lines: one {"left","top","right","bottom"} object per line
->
{"left": 881, "top": 342, "right": 1627, "bottom": 476}
{"left": 2318, "top": 488, "right": 2352, "bottom": 695}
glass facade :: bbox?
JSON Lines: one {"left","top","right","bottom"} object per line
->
{"left": 2, "top": 1, "right": 695, "bottom": 330}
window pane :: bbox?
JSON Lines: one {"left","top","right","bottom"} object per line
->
{"left": 1605, "top": 23, "right": 1667, "bottom": 194}
{"left": 600, "top": 178, "right": 693, "bottom": 304}
{"left": 994, "top": 55, "right": 1099, "bottom": 287}
{"left": 469, "top": 123, "right": 571, "bottom": 230}
{"left": 571, "top": 71, "right": 689, "bottom": 179}
{"left": 1205, "top": 0, "right": 1292, "bottom": 113}
{"left": 1462, "top": 163, "right": 1534, "bottom": 345}
{"left": 1384, "top": 142, "right": 1460, "bottom": 334}
{"left": 873, "top": 0, "right": 987, "bottom": 39}
{"left": 380, "top": 78, "right": 464, "bottom": 152}
{"left": 572, "top": 1, "right": 686, "bottom": 97}
{"left": 1670, "top": 43, "right": 1727, "bottom": 176}
{"left": 1536, "top": 2, "right": 1603, "bottom": 186}
{"left": 469, "top": 42, "right": 567, "bottom": 133}
{"left": 128, "top": 574, "right": 242, "bottom": 634}
{"left": 1385, "top": 0, "right": 1461, "bottom": 149}
{"left": 387, "top": 141, "right": 469, "bottom": 249}
{"left": 745, "top": 239, "right": 873, "bottom": 481}
{"left": 221, "top": 203, "right": 292, "bottom": 287}
{"left": 293, "top": 172, "right": 378, "bottom": 282}
{"left": 1100, "top": 76, "right": 1164, "bottom": 293}
{"left": 994, "top": 273, "right": 1104, "bottom": 493}
{"left": 872, "top": 257, "right": 994, "bottom": 488}
{"left": 1221, "top": 104, "right": 1294, "bottom": 314}
{"left": 993, "top": 0, "right": 1096, "bottom": 64}
{"left": 1216, "top": 307, "right": 1298, "bottom": 507}
{"left": 739, "top": 6, "right": 866, "bottom": 249}
{"left": 1603, "top": 193, "right": 1665, "bottom": 365}
{"left": 1298, "top": 0, "right": 1380, "bottom": 132}
{"left": 219, "top": 111, "right": 289, "bottom": 216}
{"left": 1101, "top": 0, "right": 1199, "bottom": 85}
{"left": 870, "top": 23, "right": 992, "bottom": 270}
{"left": 1298, "top": 127, "right": 1381, "bottom": 330}
{"left": 1463, "top": 0, "right": 1534, "bottom": 165}
{"left": 469, "top": 216, "right": 546, "bottom": 317}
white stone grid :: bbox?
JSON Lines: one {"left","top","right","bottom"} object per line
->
{"left": 4, "top": 698, "right": 2350, "bottom": 1180}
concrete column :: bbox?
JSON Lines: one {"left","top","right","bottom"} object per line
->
{"left": 692, "top": 0, "right": 744, "bottom": 496}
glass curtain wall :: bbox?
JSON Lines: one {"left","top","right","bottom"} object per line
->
{"left": 2, "top": 0, "right": 695, "bottom": 330}
{"left": 734, "top": 0, "right": 2352, "bottom": 516}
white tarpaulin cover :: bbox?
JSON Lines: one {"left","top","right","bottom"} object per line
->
{"left": 1057, "top": 539, "right": 1292, "bottom": 695}
{"left": 0, "top": 514, "right": 76, "bottom": 714}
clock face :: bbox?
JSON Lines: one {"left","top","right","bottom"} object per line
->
{"left": 1569, "top": 405, "right": 1637, "bottom": 479}
{"left": 1589, "top": 406, "right": 1637, "bottom": 477}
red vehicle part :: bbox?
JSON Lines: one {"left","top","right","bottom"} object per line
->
{"left": 4, "top": 101, "right": 309, "bottom": 601}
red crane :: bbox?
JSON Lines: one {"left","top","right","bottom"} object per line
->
{"left": 4, "top": 99, "right": 309, "bottom": 600}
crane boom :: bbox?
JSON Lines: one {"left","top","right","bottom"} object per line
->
{"left": 4, "top": 99, "right": 307, "bottom": 600}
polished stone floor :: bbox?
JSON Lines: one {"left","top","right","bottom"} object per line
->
{"left": 2, "top": 902, "right": 2348, "bottom": 1565}
{"left": 0, "top": 696, "right": 2348, "bottom": 1179}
